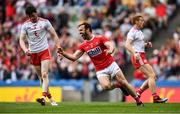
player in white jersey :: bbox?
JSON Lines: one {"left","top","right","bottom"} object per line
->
{"left": 19, "top": 5, "right": 60, "bottom": 106}
{"left": 125, "top": 14, "right": 168, "bottom": 103}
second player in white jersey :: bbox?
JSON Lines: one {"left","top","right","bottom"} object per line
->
{"left": 125, "top": 14, "right": 168, "bottom": 103}
{"left": 21, "top": 18, "right": 52, "bottom": 53}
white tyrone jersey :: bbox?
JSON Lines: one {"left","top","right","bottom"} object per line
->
{"left": 21, "top": 18, "right": 52, "bottom": 53}
{"left": 127, "top": 27, "right": 145, "bottom": 52}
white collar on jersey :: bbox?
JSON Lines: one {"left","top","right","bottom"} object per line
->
{"left": 86, "top": 34, "right": 95, "bottom": 42}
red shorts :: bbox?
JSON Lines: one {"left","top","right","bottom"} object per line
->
{"left": 30, "top": 49, "right": 51, "bottom": 66}
{"left": 131, "top": 52, "right": 149, "bottom": 69}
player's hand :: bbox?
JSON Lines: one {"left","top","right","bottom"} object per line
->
{"left": 57, "top": 47, "right": 64, "bottom": 60}
{"left": 25, "top": 49, "right": 31, "bottom": 56}
{"left": 145, "top": 42, "right": 152, "bottom": 48}
{"left": 104, "top": 49, "right": 113, "bottom": 55}
{"left": 57, "top": 47, "right": 63, "bottom": 54}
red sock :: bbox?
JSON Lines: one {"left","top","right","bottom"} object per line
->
{"left": 114, "top": 82, "right": 122, "bottom": 88}
{"left": 47, "top": 93, "right": 52, "bottom": 99}
{"left": 134, "top": 96, "right": 141, "bottom": 103}
{"left": 137, "top": 88, "right": 143, "bottom": 95}
{"left": 42, "top": 92, "right": 47, "bottom": 98}
{"left": 152, "top": 93, "right": 159, "bottom": 99}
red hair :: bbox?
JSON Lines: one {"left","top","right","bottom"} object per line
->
{"left": 131, "top": 14, "right": 143, "bottom": 25}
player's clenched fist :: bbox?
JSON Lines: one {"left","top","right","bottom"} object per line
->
{"left": 57, "top": 47, "right": 64, "bottom": 60}
{"left": 57, "top": 47, "right": 63, "bottom": 54}
{"left": 25, "top": 49, "right": 31, "bottom": 56}
{"left": 145, "top": 42, "right": 152, "bottom": 48}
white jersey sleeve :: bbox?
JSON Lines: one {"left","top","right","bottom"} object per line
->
{"left": 21, "top": 23, "right": 27, "bottom": 34}
{"left": 127, "top": 30, "right": 135, "bottom": 40}
{"left": 45, "top": 20, "right": 53, "bottom": 30}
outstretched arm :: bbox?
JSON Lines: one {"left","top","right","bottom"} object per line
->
{"left": 58, "top": 48, "right": 84, "bottom": 62}
{"left": 104, "top": 41, "right": 115, "bottom": 54}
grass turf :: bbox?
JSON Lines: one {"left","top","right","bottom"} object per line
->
{"left": 0, "top": 102, "right": 180, "bottom": 114}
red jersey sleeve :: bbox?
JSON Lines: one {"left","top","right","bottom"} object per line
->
{"left": 99, "top": 35, "right": 110, "bottom": 44}
{"left": 78, "top": 43, "right": 85, "bottom": 52}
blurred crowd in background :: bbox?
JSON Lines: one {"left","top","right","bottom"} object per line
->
{"left": 0, "top": 0, "right": 180, "bottom": 83}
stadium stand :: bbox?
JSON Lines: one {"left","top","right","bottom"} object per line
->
{"left": 0, "top": 0, "right": 179, "bottom": 84}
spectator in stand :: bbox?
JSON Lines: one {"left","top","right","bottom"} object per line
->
{"left": 155, "top": 1, "right": 168, "bottom": 28}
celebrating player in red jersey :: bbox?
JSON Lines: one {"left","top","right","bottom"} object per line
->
{"left": 125, "top": 14, "right": 168, "bottom": 103}
{"left": 58, "top": 22, "right": 143, "bottom": 106}
{"left": 19, "top": 5, "right": 60, "bottom": 106}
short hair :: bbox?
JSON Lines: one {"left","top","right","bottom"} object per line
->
{"left": 131, "top": 14, "right": 143, "bottom": 25}
{"left": 78, "top": 22, "right": 92, "bottom": 33}
{"left": 25, "top": 5, "right": 37, "bottom": 16}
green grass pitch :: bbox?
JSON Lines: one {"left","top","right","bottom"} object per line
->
{"left": 0, "top": 102, "right": 180, "bottom": 114}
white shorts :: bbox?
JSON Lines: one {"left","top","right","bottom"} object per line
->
{"left": 96, "top": 62, "right": 121, "bottom": 79}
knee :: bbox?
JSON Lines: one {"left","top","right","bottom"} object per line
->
{"left": 149, "top": 73, "right": 157, "bottom": 80}
{"left": 42, "top": 72, "right": 48, "bottom": 78}
{"left": 102, "top": 84, "right": 111, "bottom": 90}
